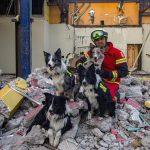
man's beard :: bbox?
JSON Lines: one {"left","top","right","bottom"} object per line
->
{"left": 99, "top": 45, "right": 106, "bottom": 53}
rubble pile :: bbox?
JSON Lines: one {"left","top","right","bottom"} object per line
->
{"left": 0, "top": 69, "right": 150, "bottom": 149}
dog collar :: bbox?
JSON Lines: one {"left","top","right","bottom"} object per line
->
{"left": 65, "top": 70, "right": 72, "bottom": 77}
{"left": 64, "top": 113, "right": 71, "bottom": 118}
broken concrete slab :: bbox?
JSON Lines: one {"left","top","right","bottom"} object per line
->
{"left": 98, "top": 117, "right": 113, "bottom": 133}
{"left": 0, "top": 114, "right": 5, "bottom": 128}
{"left": 61, "top": 116, "right": 80, "bottom": 140}
{"left": 116, "top": 109, "right": 129, "bottom": 121}
{"left": 102, "top": 133, "right": 116, "bottom": 144}
{"left": 58, "top": 138, "right": 79, "bottom": 150}
{"left": 0, "top": 133, "right": 24, "bottom": 150}
{"left": 99, "top": 140, "right": 109, "bottom": 148}
{"left": 92, "top": 128, "right": 104, "bottom": 139}
{"left": 23, "top": 105, "right": 43, "bottom": 128}
{"left": 141, "top": 136, "right": 150, "bottom": 148}
{"left": 5, "top": 116, "right": 24, "bottom": 131}
{"left": 125, "top": 86, "right": 143, "bottom": 99}
{"left": 31, "top": 146, "right": 50, "bottom": 150}
{"left": 129, "top": 110, "right": 143, "bottom": 126}
{"left": 23, "top": 125, "right": 47, "bottom": 145}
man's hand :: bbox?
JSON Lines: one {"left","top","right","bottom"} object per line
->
{"left": 96, "top": 69, "right": 113, "bottom": 78}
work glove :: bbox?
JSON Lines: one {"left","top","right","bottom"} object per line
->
{"left": 96, "top": 69, "right": 112, "bottom": 78}
{"left": 80, "top": 57, "right": 86, "bottom": 63}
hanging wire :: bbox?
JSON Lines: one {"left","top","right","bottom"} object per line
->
{"left": 6, "top": 0, "right": 14, "bottom": 16}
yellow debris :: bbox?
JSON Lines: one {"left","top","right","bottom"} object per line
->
{"left": 144, "top": 101, "right": 150, "bottom": 109}
{"left": 15, "top": 78, "right": 27, "bottom": 90}
{"left": 0, "top": 85, "right": 24, "bottom": 118}
{"left": 138, "top": 77, "right": 150, "bottom": 81}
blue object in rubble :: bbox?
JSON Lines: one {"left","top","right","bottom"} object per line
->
{"left": 0, "top": 80, "right": 7, "bottom": 89}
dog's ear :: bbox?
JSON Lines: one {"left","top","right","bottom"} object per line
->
{"left": 77, "top": 64, "right": 85, "bottom": 72}
{"left": 89, "top": 43, "right": 96, "bottom": 58}
{"left": 43, "top": 51, "right": 51, "bottom": 65}
{"left": 90, "top": 43, "right": 95, "bottom": 49}
{"left": 62, "top": 96, "right": 69, "bottom": 102}
{"left": 55, "top": 48, "right": 61, "bottom": 58}
{"left": 43, "top": 93, "right": 53, "bottom": 105}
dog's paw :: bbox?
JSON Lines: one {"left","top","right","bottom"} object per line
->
{"left": 53, "top": 140, "right": 59, "bottom": 147}
{"left": 53, "top": 131, "right": 61, "bottom": 147}
{"left": 87, "top": 112, "right": 92, "bottom": 120}
{"left": 48, "top": 129, "right": 54, "bottom": 146}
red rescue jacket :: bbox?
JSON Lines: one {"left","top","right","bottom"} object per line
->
{"left": 76, "top": 42, "right": 128, "bottom": 100}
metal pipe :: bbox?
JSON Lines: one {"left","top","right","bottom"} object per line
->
{"left": 6, "top": 0, "right": 14, "bottom": 15}
{"left": 70, "top": 3, "right": 84, "bottom": 16}
{"left": 74, "top": 3, "right": 91, "bottom": 23}
{"left": 70, "top": 3, "right": 84, "bottom": 25}
{"left": 15, "top": 0, "right": 20, "bottom": 77}
{"left": 20, "top": 0, "right": 32, "bottom": 79}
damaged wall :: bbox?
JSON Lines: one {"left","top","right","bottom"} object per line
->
{"left": 75, "top": 27, "right": 142, "bottom": 57}
{"left": 0, "top": 18, "right": 150, "bottom": 74}
{"left": 44, "top": 23, "right": 74, "bottom": 57}
{"left": 69, "top": 2, "right": 139, "bottom": 26}
{"left": 32, "top": 18, "right": 45, "bottom": 70}
{"left": 0, "top": 17, "right": 16, "bottom": 74}
{"left": 142, "top": 24, "right": 150, "bottom": 72}
{"left": 48, "top": 2, "right": 139, "bottom": 26}
{"left": 0, "top": 17, "right": 45, "bottom": 74}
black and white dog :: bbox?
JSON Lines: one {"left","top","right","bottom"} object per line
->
{"left": 27, "top": 93, "right": 72, "bottom": 147}
{"left": 43, "top": 49, "right": 75, "bottom": 97}
{"left": 77, "top": 63, "right": 115, "bottom": 118}
{"left": 43, "top": 48, "right": 67, "bottom": 75}
{"left": 91, "top": 47, "right": 104, "bottom": 70}
{"left": 85, "top": 43, "right": 104, "bottom": 70}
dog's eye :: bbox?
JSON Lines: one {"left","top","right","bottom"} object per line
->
{"left": 90, "top": 89, "right": 93, "bottom": 92}
{"left": 52, "top": 58, "right": 56, "bottom": 61}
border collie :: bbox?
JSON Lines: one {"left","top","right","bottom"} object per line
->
{"left": 43, "top": 49, "right": 75, "bottom": 97}
{"left": 83, "top": 84, "right": 99, "bottom": 119}
{"left": 77, "top": 63, "right": 115, "bottom": 117}
{"left": 91, "top": 47, "right": 104, "bottom": 70}
{"left": 43, "top": 48, "right": 67, "bottom": 75}
{"left": 26, "top": 93, "right": 72, "bottom": 147}
{"left": 82, "top": 43, "right": 104, "bottom": 70}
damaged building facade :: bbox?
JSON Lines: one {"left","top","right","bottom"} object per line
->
{"left": 0, "top": 1, "right": 150, "bottom": 150}
{"left": 0, "top": 0, "right": 150, "bottom": 74}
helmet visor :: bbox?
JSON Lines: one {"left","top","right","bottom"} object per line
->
{"left": 91, "top": 30, "right": 106, "bottom": 41}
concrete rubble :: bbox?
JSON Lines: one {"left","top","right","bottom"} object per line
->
{"left": 0, "top": 69, "right": 150, "bottom": 149}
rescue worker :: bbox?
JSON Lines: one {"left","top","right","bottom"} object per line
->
{"left": 76, "top": 30, "right": 128, "bottom": 116}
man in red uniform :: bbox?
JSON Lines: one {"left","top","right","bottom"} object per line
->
{"left": 77, "top": 30, "right": 128, "bottom": 106}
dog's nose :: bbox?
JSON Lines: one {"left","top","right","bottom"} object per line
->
{"left": 49, "top": 109, "right": 53, "bottom": 113}
{"left": 94, "top": 57, "right": 97, "bottom": 62}
{"left": 78, "top": 92, "right": 85, "bottom": 99}
{"left": 48, "top": 64, "right": 52, "bottom": 68}
{"left": 82, "top": 81, "right": 86, "bottom": 86}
